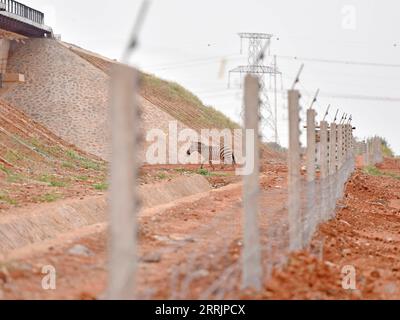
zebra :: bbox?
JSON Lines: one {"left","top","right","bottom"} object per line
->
{"left": 186, "top": 141, "right": 236, "bottom": 170}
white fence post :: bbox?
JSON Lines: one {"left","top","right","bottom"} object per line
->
{"left": 305, "top": 109, "right": 316, "bottom": 245}
{"left": 288, "top": 90, "right": 302, "bottom": 251}
{"left": 319, "top": 121, "right": 328, "bottom": 222}
{"left": 337, "top": 124, "right": 344, "bottom": 169}
{"left": 108, "top": 65, "right": 141, "bottom": 300}
{"left": 329, "top": 122, "right": 337, "bottom": 214}
{"left": 319, "top": 121, "right": 329, "bottom": 178}
{"left": 329, "top": 123, "right": 337, "bottom": 175}
{"left": 242, "top": 74, "right": 262, "bottom": 291}
{"left": 343, "top": 124, "right": 348, "bottom": 161}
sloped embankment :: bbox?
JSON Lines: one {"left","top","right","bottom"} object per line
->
{"left": 3, "top": 38, "right": 111, "bottom": 160}
{"left": 67, "top": 43, "right": 284, "bottom": 162}
{"left": 67, "top": 43, "right": 240, "bottom": 131}
{"left": 3, "top": 39, "right": 195, "bottom": 162}
{"left": 0, "top": 99, "right": 107, "bottom": 211}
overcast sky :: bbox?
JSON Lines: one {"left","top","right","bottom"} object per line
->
{"left": 24, "top": 0, "right": 400, "bottom": 154}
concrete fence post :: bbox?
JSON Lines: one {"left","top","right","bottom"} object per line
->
{"left": 372, "top": 137, "right": 377, "bottom": 165}
{"left": 305, "top": 109, "right": 316, "bottom": 245}
{"left": 337, "top": 125, "right": 344, "bottom": 169}
{"left": 362, "top": 141, "right": 367, "bottom": 166}
{"left": 306, "top": 110, "right": 316, "bottom": 183}
{"left": 319, "top": 121, "right": 329, "bottom": 222}
{"left": 343, "top": 124, "right": 348, "bottom": 161}
{"left": 366, "top": 140, "right": 370, "bottom": 166}
{"left": 320, "top": 121, "right": 329, "bottom": 179}
{"left": 328, "top": 123, "right": 337, "bottom": 214}
{"left": 288, "top": 90, "right": 302, "bottom": 251}
{"left": 107, "top": 65, "right": 141, "bottom": 300}
{"left": 349, "top": 125, "right": 352, "bottom": 159}
{"left": 242, "top": 75, "right": 262, "bottom": 291}
{"left": 329, "top": 123, "right": 337, "bottom": 175}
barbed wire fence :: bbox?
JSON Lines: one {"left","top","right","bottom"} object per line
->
{"left": 107, "top": 66, "right": 386, "bottom": 299}
{"left": 358, "top": 137, "right": 384, "bottom": 166}
{"left": 105, "top": 1, "right": 387, "bottom": 300}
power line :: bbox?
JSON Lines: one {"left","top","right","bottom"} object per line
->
{"left": 197, "top": 87, "right": 400, "bottom": 102}
{"left": 278, "top": 55, "right": 400, "bottom": 68}
{"left": 143, "top": 54, "right": 242, "bottom": 71}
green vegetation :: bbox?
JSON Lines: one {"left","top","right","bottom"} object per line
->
{"left": 196, "top": 168, "right": 229, "bottom": 177}
{"left": 381, "top": 140, "right": 395, "bottom": 158}
{"left": 156, "top": 172, "right": 168, "bottom": 180}
{"left": 174, "top": 168, "right": 190, "bottom": 174}
{"left": 34, "top": 193, "right": 61, "bottom": 203}
{"left": 0, "top": 192, "right": 18, "bottom": 205}
{"left": 38, "top": 174, "right": 68, "bottom": 187}
{"left": 62, "top": 161, "right": 76, "bottom": 169}
{"left": 0, "top": 163, "right": 12, "bottom": 175}
{"left": 75, "top": 175, "right": 90, "bottom": 182}
{"left": 201, "top": 105, "right": 240, "bottom": 130}
{"left": 66, "top": 150, "right": 103, "bottom": 171}
{"left": 142, "top": 74, "right": 204, "bottom": 107}
{"left": 197, "top": 168, "right": 210, "bottom": 176}
{"left": 363, "top": 165, "right": 400, "bottom": 180}
{"left": 0, "top": 164, "right": 25, "bottom": 183}
{"left": 93, "top": 182, "right": 108, "bottom": 191}
{"left": 4, "top": 150, "right": 23, "bottom": 164}
{"left": 365, "top": 136, "right": 395, "bottom": 158}
{"left": 141, "top": 73, "right": 240, "bottom": 130}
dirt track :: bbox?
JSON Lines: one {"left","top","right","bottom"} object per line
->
{"left": 1, "top": 159, "right": 400, "bottom": 300}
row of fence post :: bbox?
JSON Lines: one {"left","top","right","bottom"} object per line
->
{"left": 240, "top": 80, "right": 359, "bottom": 291}
{"left": 361, "top": 137, "right": 383, "bottom": 166}
{"left": 107, "top": 70, "right": 369, "bottom": 297}
{"left": 288, "top": 90, "right": 356, "bottom": 259}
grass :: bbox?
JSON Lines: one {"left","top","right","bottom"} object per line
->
{"left": 62, "top": 161, "right": 76, "bottom": 169}
{"left": 66, "top": 150, "right": 103, "bottom": 171}
{"left": 75, "top": 175, "right": 90, "bottom": 182}
{"left": 141, "top": 73, "right": 240, "bottom": 130}
{"left": 93, "top": 182, "right": 108, "bottom": 191}
{"left": 142, "top": 74, "right": 203, "bottom": 108}
{"left": 4, "top": 150, "right": 22, "bottom": 164}
{"left": 34, "top": 193, "right": 61, "bottom": 203}
{"left": 174, "top": 168, "right": 194, "bottom": 174}
{"left": 197, "top": 168, "right": 211, "bottom": 176}
{"left": 38, "top": 174, "right": 68, "bottom": 187}
{"left": 156, "top": 172, "right": 168, "bottom": 180}
{"left": 0, "top": 164, "right": 25, "bottom": 183}
{"left": 364, "top": 165, "right": 400, "bottom": 180}
{"left": 196, "top": 168, "right": 229, "bottom": 177}
{"left": 0, "top": 192, "right": 18, "bottom": 205}
{"left": 0, "top": 163, "right": 12, "bottom": 175}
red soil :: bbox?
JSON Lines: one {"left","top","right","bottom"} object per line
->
{"left": 1, "top": 158, "right": 399, "bottom": 300}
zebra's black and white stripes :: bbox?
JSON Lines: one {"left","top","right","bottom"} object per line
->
{"left": 186, "top": 141, "right": 236, "bottom": 170}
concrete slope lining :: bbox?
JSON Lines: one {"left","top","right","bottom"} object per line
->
{"left": 0, "top": 175, "right": 211, "bottom": 254}
{"left": 3, "top": 38, "right": 111, "bottom": 160}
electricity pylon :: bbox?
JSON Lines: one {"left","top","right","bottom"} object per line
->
{"left": 229, "top": 33, "right": 281, "bottom": 143}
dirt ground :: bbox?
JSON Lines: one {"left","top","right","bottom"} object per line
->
{"left": 255, "top": 158, "right": 400, "bottom": 300}
{"left": 1, "top": 158, "right": 400, "bottom": 300}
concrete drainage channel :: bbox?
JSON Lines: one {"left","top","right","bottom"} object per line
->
{"left": 0, "top": 175, "right": 211, "bottom": 258}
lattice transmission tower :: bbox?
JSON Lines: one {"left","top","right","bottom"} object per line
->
{"left": 229, "top": 33, "right": 281, "bottom": 143}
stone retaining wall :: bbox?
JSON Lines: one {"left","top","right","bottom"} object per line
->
{"left": 2, "top": 38, "right": 194, "bottom": 162}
